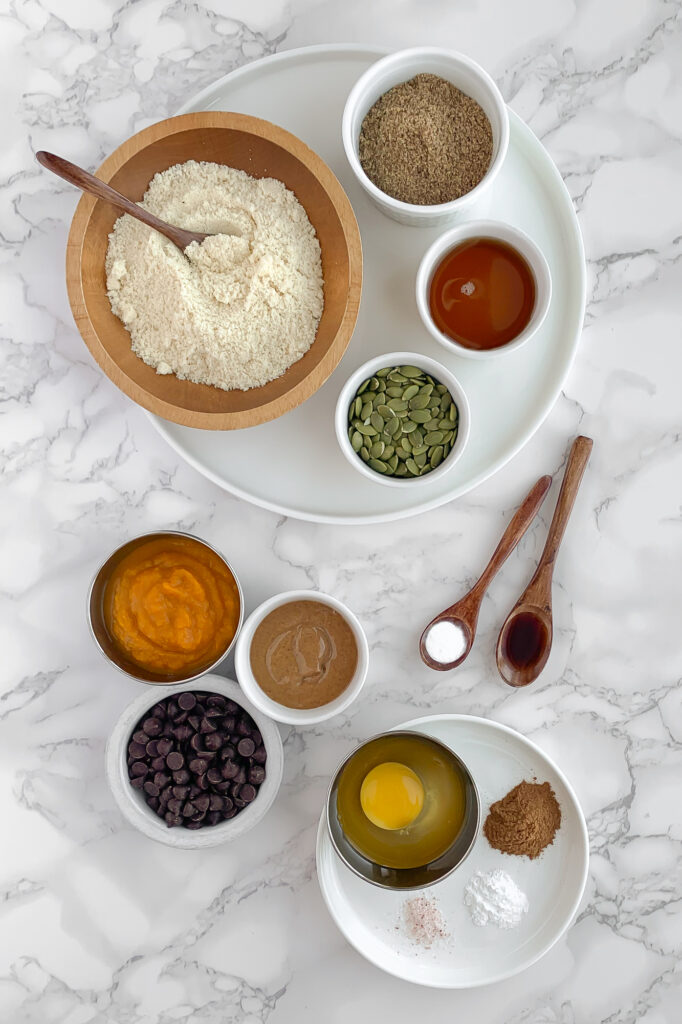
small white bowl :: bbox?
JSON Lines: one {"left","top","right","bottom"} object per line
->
{"left": 335, "top": 352, "right": 471, "bottom": 488}
{"left": 416, "top": 219, "right": 552, "bottom": 360}
{"left": 105, "top": 676, "right": 283, "bottom": 849}
{"left": 234, "top": 590, "right": 369, "bottom": 726}
{"left": 342, "top": 47, "right": 509, "bottom": 227}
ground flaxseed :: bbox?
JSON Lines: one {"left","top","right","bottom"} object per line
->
{"left": 358, "top": 73, "right": 493, "bottom": 205}
{"left": 483, "top": 780, "right": 562, "bottom": 860}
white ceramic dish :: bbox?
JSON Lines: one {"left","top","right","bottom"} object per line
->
{"left": 234, "top": 590, "right": 369, "bottom": 725}
{"left": 335, "top": 351, "right": 470, "bottom": 487}
{"left": 341, "top": 47, "right": 509, "bottom": 227}
{"left": 106, "top": 676, "right": 283, "bottom": 849}
{"left": 150, "top": 45, "right": 585, "bottom": 524}
{"left": 416, "top": 220, "right": 552, "bottom": 360}
{"left": 317, "top": 713, "right": 589, "bottom": 988}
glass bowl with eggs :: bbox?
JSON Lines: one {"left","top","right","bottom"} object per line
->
{"left": 326, "top": 731, "right": 480, "bottom": 889}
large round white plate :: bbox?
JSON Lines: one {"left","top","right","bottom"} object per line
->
{"left": 150, "top": 45, "right": 585, "bottom": 524}
{"left": 316, "top": 714, "right": 588, "bottom": 988}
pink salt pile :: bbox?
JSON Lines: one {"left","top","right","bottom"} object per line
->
{"left": 401, "top": 895, "right": 448, "bottom": 948}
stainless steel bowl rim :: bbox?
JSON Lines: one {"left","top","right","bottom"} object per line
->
{"left": 325, "top": 729, "right": 481, "bottom": 890}
{"left": 87, "top": 529, "right": 245, "bottom": 685}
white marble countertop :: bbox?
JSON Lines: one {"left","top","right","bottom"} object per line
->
{"left": 2, "top": 1, "right": 681, "bottom": 1021}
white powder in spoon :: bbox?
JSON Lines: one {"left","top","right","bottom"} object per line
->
{"left": 424, "top": 620, "right": 467, "bottom": 663}
{"left": 463, "top": 870, "right": 529, "bottom": 928}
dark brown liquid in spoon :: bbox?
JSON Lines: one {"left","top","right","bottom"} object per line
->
{"left": 503, "top": 612, "right": 548, "bottom": 670}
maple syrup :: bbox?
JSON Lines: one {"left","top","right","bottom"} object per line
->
{"left": 429, "top": 237, "right": 536, "bottom": 351}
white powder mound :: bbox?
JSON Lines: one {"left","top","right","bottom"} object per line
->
{"left": 463, "top": 869, "right": 529, "bottom": 929}
{"left": 105, "top": 160, "right": 324, "bottom": 392}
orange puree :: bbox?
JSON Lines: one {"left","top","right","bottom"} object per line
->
{"left": 103, "top": 536, "right": 240, "bottom": 676}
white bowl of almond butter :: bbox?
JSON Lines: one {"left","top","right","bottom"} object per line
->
{"left": 342, "top": 48, "right": 509, "bottom": 227}
{"left": 234, "top": 590, "right": 369, "bottom": 726}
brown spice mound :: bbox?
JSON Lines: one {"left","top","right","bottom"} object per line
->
{"left": 358, "top": 73, "right": 493, "bottom": 205}
{"left": 483, "top": 780, "right": 561, "bottom": 859}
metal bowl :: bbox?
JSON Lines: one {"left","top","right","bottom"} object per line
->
{"left": 326, "top": 730, "right": 480, "bottom": 890}
{"left": 87, "top": 530, "right": 243, "bottom": 685}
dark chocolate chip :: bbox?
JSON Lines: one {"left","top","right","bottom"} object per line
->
{"left": 203, "top": 732, "right": 222, "bottom": 751}
{"left": 188, "top": 715, "right": 201, "bottom": 731}
{"left": 222, "top": 807, "right": 237, "bottom": 819}
{"left": 130, "top": 762, "right": 148, "bottom": 778}
{"left": 173, "top": 769, "right": 190, "bottom": 785}
{"left": 248, "top": 765, "right": 266, "bottom": 785}
{"left": 182, "top": 801, "right": 195, "bottom": 817}
{"left": 190, "top": 734, "right": 204, "bottom": 752}
{"left": 146, "top": 740, "right": 160, "bottom": 758}
{"left": 189, "top": 758, "right": 209, "bottom": 775}
{"left": 195, "top": 774, "right": 209, "bottom": 791}
{"left": 237, "top": 738, "right": 255, "bottom": 758}
{"left": 220, "top": 744, "right": 236, "bottom": 760}
{"left": 207, "top": 768, "right": 223, "bottom": 785}
{"left": 252, "top": 730, "right": 262, "bottom": 746}
{"left": 143, "top": 717, "right": 162, "bottom": 736}
{"left": 194, "top": 794, "right": 210, "bottom": 813}
{"left": 200, "top": 717, "right": 217, "bottom": 734}
{"left": 154, "top": 772, "right": 170, "bottom": 789}
{"left": 147, "top": 796, "right": 160, "bottom": 811}
{"left": 165, "top": 813, "right": 183, "bottom": 827}
{"left": 234, "top": 766, "right": 246, "bottom": 785}
{"left": 205, "top": 706, "right": 224, "bottom": 719}
{"left": 252, "top": 746, "right": 267, "bottom": 764}
{"left": 130, "top": 776, "right": 145, "bottom": 789}
{"left": 185, "top": 820, "right": 203, "bottom": 829}
{"left": 132, "top": 730, "right": 148, "bottom": 745}
{"left": 166, "top": 701, "right": 179, "bottom": 719}
{"left": 156, "top": 738, "right": 173, "bottom": 757}
{"left": 207, "top": 811, "right": 222, "bottom": 826}
{"left": 222, "top": 761, "right": 239, "bottom": 780}
{"left": 207, "top": 695, "right": 227, "bottom": 709}
{"left": 209, "top": 793, "right": 224, "bottom": 811}
{"left": 167, "top": 798, "right": 182, "bottom": 815}
{"left": 172, "top": 785, "right": 190, "bottom": 799}
{"left": 240, "top": 784, "right": 257, "bottom": 803}
{"left": 237, "top": 718, "right": 251, "bottom": 736}
{"left": 151, "top": 703, "right": 166, "bottom": 718}
{"left": 178, "top": 692, "right": 196, "bottom": 711}
{"left": 144, "top": 781, "right": 160, "bottom": 797}
{"left": 223, "top": 716, "right": 235, "bottom": 733}
{"left": 151, "top": 756, "right": 166, "bottom": 772}
{"left": 172, "top": 725, "right": 193, "bottom": 742}
{"left": 225, "top": 700, "right": 239, "bottom": 714}
{"left": 128, "top": 742, "right": 147, "bottom": 759}
{"left": 166, "top": 751, "right": 184, "bottom": 771}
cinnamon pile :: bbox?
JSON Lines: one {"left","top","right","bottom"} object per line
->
{"left": 483, "top": 780, "right": 561, "bottom": 859}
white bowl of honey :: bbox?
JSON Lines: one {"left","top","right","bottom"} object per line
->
{"left": 416, "top": 220, "right": 552, "bottom": 359}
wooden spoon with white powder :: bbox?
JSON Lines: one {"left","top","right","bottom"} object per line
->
{"left": 36, "top": 150, "right": 233, "bottom": 252}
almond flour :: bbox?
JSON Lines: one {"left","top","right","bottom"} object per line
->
{"left": 106, "top": 160, "right": 323, "bottom": 392}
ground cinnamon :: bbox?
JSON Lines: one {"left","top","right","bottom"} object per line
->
{"left": 483, "top": 780, "right": 561, "bottom": 859}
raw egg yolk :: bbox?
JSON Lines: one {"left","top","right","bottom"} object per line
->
{"left": 360, "top": 762, "right": 425, "bottom": 830}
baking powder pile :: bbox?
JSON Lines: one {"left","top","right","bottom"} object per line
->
{"left": 463, "top": 869, "right": 529, "bottom": 929}
{"left": 106, "top": 160, "right": 324, "bottom": 391}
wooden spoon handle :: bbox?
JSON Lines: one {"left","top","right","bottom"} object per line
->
{"left": 35, "top": 150, "right": 199, "bottom": 248}
{"left": 524, "top": 435, "right": 593, "bottom": 605}
{"left": 471, "top": 475, "right": 553, "bottom": 598}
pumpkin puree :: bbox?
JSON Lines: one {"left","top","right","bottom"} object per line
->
{"left": 103, "top": 536, "right": 240, "bottom": 675}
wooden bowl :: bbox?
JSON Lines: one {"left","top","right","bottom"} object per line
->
{"left": 66, "top": 113, "right": 362, "bottom": 430}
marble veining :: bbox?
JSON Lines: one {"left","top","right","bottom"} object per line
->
{"left": 1, "top": 0, "right": 681, "bottom": 1021}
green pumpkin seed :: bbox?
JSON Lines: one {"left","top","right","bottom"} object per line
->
{"left": 387, "top": 398, "right": 408, "bottom": 412}
{"left": 424, "top": 430, "right": 444, "bottom": 446}
{"left": 359, "top": 446, "right": 370, "bottom": 462}
{"left": 388, "top": 370, "right": 408, "bottom": 383}
{"left": 424, "top": 418, "right": 441, "bottom": 431}
{"left": 438, "top": 419, "right": 454, "bottom": 430}
{"left": 430, "top": 445, "right": 444, "bottom": 468}
{"left": 356, "top": 422, "right": 377, "bottom": 437}
{"left": 386, "top": 386, "right": 403, "bottom": 398}
{"left": 406, "top": 458, "right": 420, "bottom": 476}
{"left": 409, "top": 409, "right": 431, "bottom": 423}
{"left": 387, "top": 454, "right": 399, "bottom": 473}
{"left": 402, "top": 384, "right": 420, "bottom": 401}
{"left": 369, "top": 411, "right": 384, "bottom": 432}
{"left": 383, "top": 444, "right": 395, "bottom": 458}
{"left": 435, "top": 383, "right": 447, "bottom": 394}
{"left": 359, "top": 401, "right": 371, "bottom": 421}
{"left": 350, "top": 430, "right": 363, "bottom": 451}
{"left": 370, "top": 440, "right": 385, "bottom": 458}
{"left": 420, "top": 383, "right": 434, "bottom": 398}
{"left": 409, "top": 394, "right": 431, "bottom": 411}
{"left": 395, "top": 463, "right": 409, "bottom": 477}
{"left": 386, "top": 416, "right": 401, "bottom": 436}
{"left": 368, "top": 457, "right": 388, "bottom": 474}
{"left": 411, "top": 428, "right": 424, "bottom": 446}
{"left": 352, "top": 396, "right": 362, "bottom": 417}
{"left": 402, "top": 420, "right": 418, "bottom": 434}
{"left": 396, "top": 447, "right": 409, "bottom": 461}
{"left": 400, "top": 437, "right": 412, "bottom": 452}
{"left": 410, "top": 444, "right": 428, "bottom": 457}
{"left": 449, "top": 403, "right": 457, "bottom": 421}
{"left": 400, "top": 365, "right": 423, "bottom": 377}
{"left": 357, "top": 378, "right": 370, "bottom": 394}
{"left": 372, "top": 404, "right": 388, "bottom": 420}
{"left": 415, "top": 451, "right": 427, "bottom": 468}
{"left": 376, "top": 367, "right": 391, "bottom": 378}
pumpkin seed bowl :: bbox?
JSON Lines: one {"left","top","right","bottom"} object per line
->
{"left": 335, "top": 352, "right": 470, "bottom": 487}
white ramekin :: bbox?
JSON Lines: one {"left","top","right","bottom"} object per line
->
{"left": 342, "top": 47, "right": 509, "bottom": 227}
{"left": 234, "top": 590, "right": 369, "bottom": 726}
{"left": 105, "top": 676, "right": 283, "bottom": 849}
{"left": 334, "top": 352, "right": 471, "bottom": 488}
{"left": 415, "top": 219, "right": 552, "bottom": 359}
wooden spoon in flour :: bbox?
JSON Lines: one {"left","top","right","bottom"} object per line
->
{"left": 36, "top": 151, "right": 220, "bottom": 252}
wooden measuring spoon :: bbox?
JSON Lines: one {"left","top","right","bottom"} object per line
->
{"left": 496, "top": 435, "right": 593, "bottom": 687}
{"left": 36, "top": 151, "right": 213, "bottom": 252}
{"left": 419, "top": 474, "right": 552, "bottom": 671}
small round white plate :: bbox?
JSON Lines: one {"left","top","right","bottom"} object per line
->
{"left": 150, "top": 45, "right": 585, "bottom": 524}
{"left": 316, "top": 714, "right": 588, "bottom": 988}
